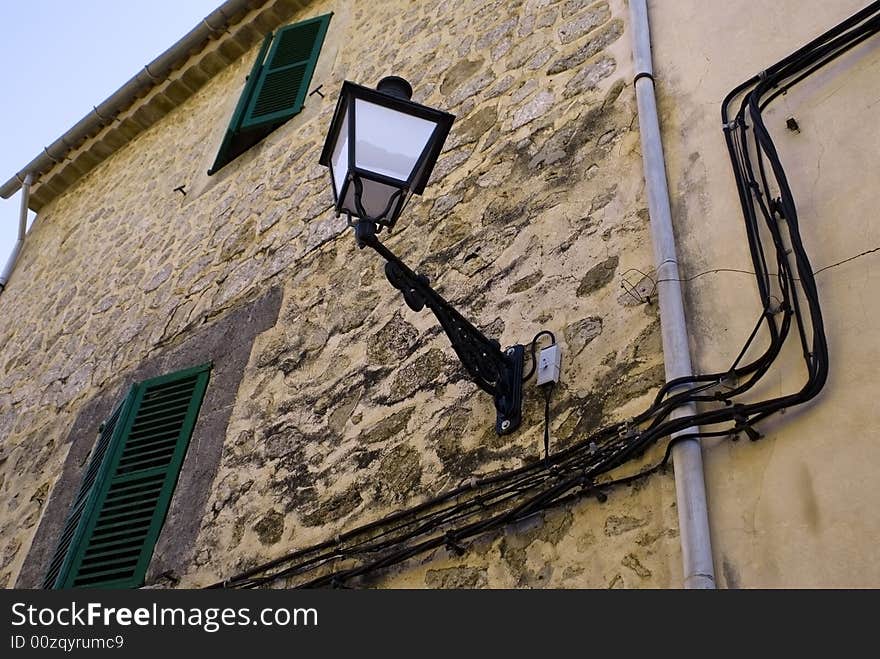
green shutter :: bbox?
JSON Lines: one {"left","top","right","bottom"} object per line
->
{"left": 208, "top": 13, "right": 332, "bottom": 175}
{"left": 47, "top": 363, "right": 211, "bottom": 589}
{"left": 43, "top": 396, "right": 132, "bottom": 588}
{"left": 240, "top": 13, "right": 331, "bottom": 130}
{"left": 208, "top": 32, "right": 274, "bottom": 175}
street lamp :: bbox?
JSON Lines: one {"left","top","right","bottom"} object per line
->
{"left": 319, "top": 77, "right": 527, "bottom": 434}
{"left": 320, "top": 76, "right": 454, "bottom": 231}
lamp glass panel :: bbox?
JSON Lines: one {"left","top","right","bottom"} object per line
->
{"left": 341, "top": 177, "right": 401, "bottom": 220}
{"left": 354, "top": 99, "right": 437, "bottom": 182}
{"left": 330, "top": 107, "right": 350, "bottom": 199}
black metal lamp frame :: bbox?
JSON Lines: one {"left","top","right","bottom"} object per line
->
{"left": 319, "top": 79, "right": 455, "bottom": 232}
{"left": 321, "top": 76, "right": 525, "bottom": 434}
{"left": 353, "top": 218, "right": 525, "bottom": 435}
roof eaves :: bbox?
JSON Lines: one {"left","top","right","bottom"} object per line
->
{"left": 1, "top": 0, "right": 313, "bottom": 210}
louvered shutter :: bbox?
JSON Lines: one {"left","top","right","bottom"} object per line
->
{"left": 49, "top": 363, "right": 210, "bottom": 589}
{"left": 43, "top": 398, "right": 131, "bottom": 588}
{"left": 240, "top": 13, "right": 331, "bottom": 130}
{"left": 208, "top": 32, "right": 274, "bottom": 175}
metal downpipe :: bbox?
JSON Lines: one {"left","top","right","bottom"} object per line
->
{"left": 628, "top": 0, "right": 716, "bottom": 588}
{"left": 0, "top": 173, "right": 34, "bottom": 294}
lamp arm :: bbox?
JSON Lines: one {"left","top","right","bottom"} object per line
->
{"left": 355, "top": 221, "right": 525, "bottom": 434}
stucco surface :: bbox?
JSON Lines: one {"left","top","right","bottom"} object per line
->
{"left": 650, "top": 0, "right": 880, "bottom": 587}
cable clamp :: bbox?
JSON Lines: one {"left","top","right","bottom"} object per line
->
{"left": 618, "top": 420, "right": 637, "bottom": 440}
{"left": 714, "top": 372, "right": 738, "bottom": 401}
{"left": 633, "top": 71, "right": 654, "bottom": 85}
{"left": 723, "top": 118, "right": 740, "bottom": 132}
{"left": 765, "top": 299, "right": 789, "bottom": 316}
{"left": 545, "top": 460, "right": 562, "bottom": 476}
{"left": 444, "top": 531, "right": 466, "bottom": 556}
{"left": 579, "top": 474, "right": 608, "bottom": 503}
{"left": 731, "top": 404, "right": 762, "bottom": 442}
{"left": 769, "top": 196, "right": 786, "bottom": 219}
{"left": 720, "top": 371, "right": 738, "bottom": 390}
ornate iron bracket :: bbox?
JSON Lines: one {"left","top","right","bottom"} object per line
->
{"left": 354, "top": 222, "right": 524, "bottom": 434}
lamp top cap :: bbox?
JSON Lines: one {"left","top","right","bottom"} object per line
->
{"left": 376, "top": 76, "right": 413, "bottom": 100}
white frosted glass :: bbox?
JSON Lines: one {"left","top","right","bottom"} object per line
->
{"left": 331, "top": 108, "right": 349, "bottom": 198}
{"left": 341, "top": 178, "right": 400, "bottom": 219}
{"left": 354, "top": 99, "right": 436, "bottom": 181}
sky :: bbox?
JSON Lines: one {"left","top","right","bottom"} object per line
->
{"left": 0, "top": 0, "right": 224, "bottom": 273}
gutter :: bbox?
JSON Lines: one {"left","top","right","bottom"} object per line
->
{"left": 628, "top": 0, "right": 716, "bottom": 588}
{"left": 0, "top": 0, "right": 266, "bottom": 202}
{"left": 0, "top": 173, "right": 33, "bottom": 294}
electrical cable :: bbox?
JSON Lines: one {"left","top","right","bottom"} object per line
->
{"left": 520, "top": 329, "right": 559, "bottom": 459}
{"left": 521, "top": 329, "right": 557, "bottom": 382}
{"left": 540, "top": 381, "right": 554, "bottom": 459}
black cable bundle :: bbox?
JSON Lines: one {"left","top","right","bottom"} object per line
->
{"left": 207, "top": 2, "right": 880, "bottom": 589}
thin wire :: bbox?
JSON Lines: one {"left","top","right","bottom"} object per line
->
{"left": 620, "top": 244, "right": 880, "bottom": 300}
{"left": 541, "top": 383, "right": 554, "bottom": 459}
{"left": 522, "top": 330, "right": 557, "bottom": 382}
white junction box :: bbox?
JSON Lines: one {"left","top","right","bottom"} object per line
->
{"left": 536, "top": 344, "right": 562, "bottom": 386}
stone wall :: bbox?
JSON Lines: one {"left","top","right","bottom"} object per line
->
{"left": 0, "top": 0, "right": 679, "bottom": 589}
